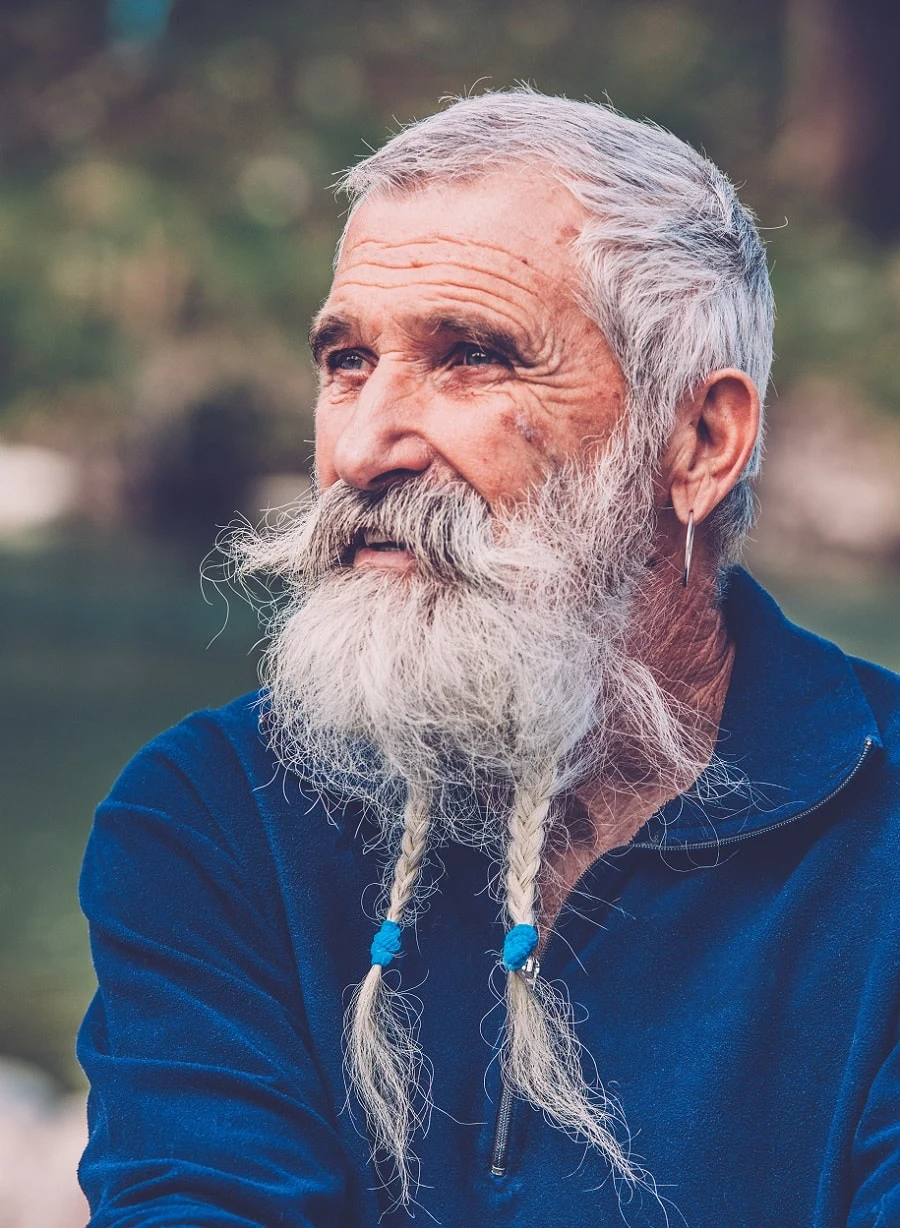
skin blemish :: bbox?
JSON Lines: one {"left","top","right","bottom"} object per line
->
{"left": 500, "top": 407, "right": 546, "bottom": 449}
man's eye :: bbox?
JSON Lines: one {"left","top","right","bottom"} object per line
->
{"left": 327, "top": 349, "right": 366, "bottom": 372}
{"left": 458, "top": 344, "right": 504, "bottom": 367}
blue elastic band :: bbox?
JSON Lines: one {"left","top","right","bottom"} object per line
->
{"left": 370, "top": 919, "right": 403, "bottom": 967}
{"left": 502, "top": 923, "right": 539, "bottom": 972}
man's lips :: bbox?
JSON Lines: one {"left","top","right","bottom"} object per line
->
{"left": 348, "top": 529, "right": 414, "bottom": 570}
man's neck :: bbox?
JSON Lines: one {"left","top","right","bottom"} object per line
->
{"left": 539, "top": 559, "right": 734, "bottom": 937}
{"left": 638, "top": 561, "right": 734, "bottom": 722}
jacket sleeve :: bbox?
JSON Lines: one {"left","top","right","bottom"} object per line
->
{"left": 849, "top": 1026, "right": 900, "bottom": 1227}
{"left": 77, "top": 728, "right": 350, "bottom": 1227}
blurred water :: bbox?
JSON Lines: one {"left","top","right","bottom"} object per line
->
{"left": 0, "top": 531, "right": 897, "bottom": 1088}
{"left": 0, "top": 529, "right": 260, "bottom": 1087}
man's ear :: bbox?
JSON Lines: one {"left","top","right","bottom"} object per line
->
{"left": 663, "top": 369, "right": 761, "bottom": 527}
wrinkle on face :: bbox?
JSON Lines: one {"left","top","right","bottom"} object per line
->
{"left": 313, "top": 168, "right": 629, "bottom": 506}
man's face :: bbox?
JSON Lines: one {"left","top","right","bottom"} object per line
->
{"left": 311, "top": 168, "right": 629, "bottom": 570}
{"left": 240, "top": 170, "right": 698, "bottom": 805}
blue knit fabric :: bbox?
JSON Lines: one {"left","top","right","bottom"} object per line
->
{"left": 502, "top": 923, "right": 539, "bottom": 971}
{"left": 370, "top": 919, "right": 402, "bottom": 967}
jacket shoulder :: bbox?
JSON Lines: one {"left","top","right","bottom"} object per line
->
{"left": 98, "top": 690, "right": 356, "bottom": 860}
{"left": 103, "top": 692, "right": 268, "bottom": 805}
{"left": 849, "top": 656, "right": 900, "bottom": 755}
{"left": 96, "top": 690, "right": 307, "bottom": 864}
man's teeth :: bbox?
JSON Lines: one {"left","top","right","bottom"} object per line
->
{"left": 362, "top": 531, "right": 404, "bottom": 550}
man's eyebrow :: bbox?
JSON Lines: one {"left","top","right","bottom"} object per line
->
{"left": 308, "top": 313, "right": 355, "bottom": 366}
{"left": 421, "top": 312, "right": 539, "bottom": 366}
{"left": 308, "top": 309, "right": 541, "bottom": 368}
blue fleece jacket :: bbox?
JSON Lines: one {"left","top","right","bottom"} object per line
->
{"left": 78, "top": 569, "right": 900, "bottom": 1227}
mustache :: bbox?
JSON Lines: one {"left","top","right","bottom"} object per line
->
{"left": 227, "top": 463, "right": 619, "bottom": 604}
{"left": 293, "top": 478, "right": 501, "bottom": 586}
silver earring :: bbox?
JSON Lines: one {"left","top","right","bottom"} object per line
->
{"left": 682, "top": 511, "right": 695, "bottom": 588}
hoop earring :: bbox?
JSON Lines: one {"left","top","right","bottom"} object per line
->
{"left": 682, "top": 511, "right": 695, "bottom": 588}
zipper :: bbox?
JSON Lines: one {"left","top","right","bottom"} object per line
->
{"left": 630, "top": 737, "right": 875, "bottom": 852}
{"left": 489, "top": 1080, "right": 516, "bottom": 1177}
{"left": 490, "top": 955, "right": 539, "bottom": 1177}
{"left": 486, "top": 736, "right": 875, "bottom": 1177}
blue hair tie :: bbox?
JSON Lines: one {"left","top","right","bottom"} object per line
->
{"left": 370, "top": 919, "right": 403, "bottom": 967}
{"left": 502, "top": 923, "right": 539, "bottom": 972}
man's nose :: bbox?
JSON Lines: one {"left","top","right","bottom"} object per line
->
{"left": 328, "top": 368, "right": 433, "bottom": 492}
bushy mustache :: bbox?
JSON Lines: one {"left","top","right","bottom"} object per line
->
{"left": 304, "top": 479, "right": 491, "bottom": 582}
{"left": 250, "top": 476, "right": 554, "bottom": 595}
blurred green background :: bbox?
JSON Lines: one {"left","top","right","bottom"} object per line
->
{"left": 1, "top": 0, "right": 899, "bottom": 1090}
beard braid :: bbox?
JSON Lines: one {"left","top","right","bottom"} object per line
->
{"left": 226, "top": 427, "right": 718, "bottom": 1207}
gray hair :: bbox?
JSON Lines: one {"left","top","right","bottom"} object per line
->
{"left": 337, "top": 87, "right": 774, "bottom": 562}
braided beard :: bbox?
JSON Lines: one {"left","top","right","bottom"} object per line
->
{"left": 228, "top": 428, "right": 715, "bottom": 1207}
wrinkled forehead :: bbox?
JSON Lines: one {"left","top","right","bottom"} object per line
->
{"left": 333, "top": 168, "right": 588, "bottom": 290}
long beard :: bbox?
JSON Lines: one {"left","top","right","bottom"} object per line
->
{"left": 232, "top": 430, "right": 705, "bottom": 844}
{"left": 227, "top": 431, "right": 718, "bottom": 1208}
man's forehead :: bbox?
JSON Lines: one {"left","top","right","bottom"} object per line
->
{"left": 335, "top": 168, "right": 586, "bottom": 278}
{"left": 314, "top": 170, "right": 589, "bottom": 359}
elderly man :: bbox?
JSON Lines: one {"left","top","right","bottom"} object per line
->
{"left": 78, "top": 91, "right": 900, "bottom": 1228}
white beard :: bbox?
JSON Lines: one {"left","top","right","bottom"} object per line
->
{"left": 232, "top": 427, "right": 708, "bottom": 847}
{"left": 228, "top": 426, "right": 721, "bottom": 1208}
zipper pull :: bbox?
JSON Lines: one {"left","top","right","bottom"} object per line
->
{"left": 521, "top": 956, "right": 540, "bottom": 991}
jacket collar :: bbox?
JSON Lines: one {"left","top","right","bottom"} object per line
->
{"left": 632, "top": 567, "right": 882, "bottom": 849}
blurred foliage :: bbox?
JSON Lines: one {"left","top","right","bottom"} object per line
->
{"left": 0, "top": 0, "right": 899, "bottom": 483}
